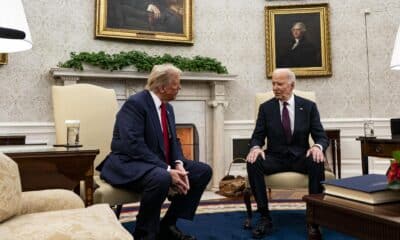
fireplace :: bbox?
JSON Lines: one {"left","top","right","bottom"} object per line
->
{"left": 176, "top": 124, "right": 199, "bottom": 161}
{"left": 50, "top": 68, "right": 237, "bottom": 189}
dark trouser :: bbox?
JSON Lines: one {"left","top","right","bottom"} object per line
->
{"left": 246, "top": 153, "right": 324, "bottom": 215}
{"left": 118, "top": 161, "right": 212, "bottom": 238}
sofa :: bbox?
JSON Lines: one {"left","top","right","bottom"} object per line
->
{"left": 0, "top": 152, "right": 133, "bottom": 240}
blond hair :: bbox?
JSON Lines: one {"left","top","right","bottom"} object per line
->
{"left": 145, "top": 64, "right": 182, "bottom": 91}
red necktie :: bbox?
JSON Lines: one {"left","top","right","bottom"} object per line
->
{"left": 282, "top": 102, "right": 292, "bottom": 143}
{"left": 161, "top": 103, "right": 170, "bottom": 165}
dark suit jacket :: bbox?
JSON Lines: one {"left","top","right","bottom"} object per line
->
{"left": 97, "top": 90, "right": 186, "bottom": 185}
{"left": 250, "top": 95, "right": 328, "bottom": 158}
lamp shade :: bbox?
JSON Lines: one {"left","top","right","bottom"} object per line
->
{"left": 0, "top": 0, "right": 32, "bottom": 53}
{"left": 391, "top": 25, "right": 400, "bottom": 70}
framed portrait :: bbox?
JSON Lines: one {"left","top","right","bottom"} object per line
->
{"left": 95, "top": 0, "right": 193, "bottom": 44}
{"left": 0, "top": 54, "right": 8, "bottom": 65}
{"left": 265, "top": 4, "right": 331, "bottom": 77}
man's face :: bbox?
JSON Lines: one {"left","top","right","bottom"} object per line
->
{"left": 160, "top": 73, "right": 181, "bottom": 102}
{"left": 291, "top": 26, "right": 303, "bottom": 39}
{"left": 272, "top": 71, "right": 294, "bottom": 101}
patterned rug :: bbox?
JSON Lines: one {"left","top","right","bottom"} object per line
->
{"left": 119, "top": 198, "right": 305, "bottom": 223}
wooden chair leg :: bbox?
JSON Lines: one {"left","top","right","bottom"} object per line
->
{"left": 243, "top": 187, "right": 252, "bottom": 229}
{"left": 268, "top": 187, "right": 272, "bottom": 200}
{"left": 114, "top": 204, "right": 123, "bottom": 219}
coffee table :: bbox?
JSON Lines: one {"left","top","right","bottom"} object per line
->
{"left": 303, "top": 194, "right": 400, "bottom": 240}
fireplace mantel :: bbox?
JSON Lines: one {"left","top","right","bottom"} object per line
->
{"left": 50, "top": 67, "right": 236, "bottom": 85}
{"left": 50, "top": 67, "right": 237, "bottom": 189}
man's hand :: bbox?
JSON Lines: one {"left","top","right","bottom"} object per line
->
{"left": 169, "top": 166, "right": 189, "bottom": 195}
{"left": 246, "top": 147, "right": 265, "bottom": 164}
{"left": 175, "top": 162, "right": 190, "bottom": 192}
{"left": 306, "top": 145, "right": 324, "bottom": 163}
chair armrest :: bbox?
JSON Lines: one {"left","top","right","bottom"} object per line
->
{"left": 18, "top": 189, "right": 84, "bottom": 215}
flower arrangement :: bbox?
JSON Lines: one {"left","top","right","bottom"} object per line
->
{"left": 387, "top": 151, "right": 400, "bottom": 190}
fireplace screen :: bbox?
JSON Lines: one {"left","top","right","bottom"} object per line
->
{"left": 176, "top": 124, "right": 199, "bottom": 161}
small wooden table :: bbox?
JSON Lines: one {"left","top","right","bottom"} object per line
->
{"left": 303, "top": 194, "right": 400, "bottom": 240}
{"left": 356, "top": 137, "right": 400, "bottom": 174}
{"left": 1, "top": 145, "right": 99, "bottom": 206}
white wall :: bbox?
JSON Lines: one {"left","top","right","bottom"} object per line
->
{"left": 1, "top": 1, "right": 400, "bottom": 122}
{"left": 1, "top": 1, "right": 400, "bottom": 178}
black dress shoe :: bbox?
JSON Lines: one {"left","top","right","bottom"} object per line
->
{"left": 252, "top": 216, "right": 273, "bottom": 239}
{"left": 158, "top": 225, "right": 196, "bottom": 240}
{"left": 308, "top": 224, "right": 322, "bottom": 240}
{"left": 133, "top": 231, "right": 155, "bottom": 240}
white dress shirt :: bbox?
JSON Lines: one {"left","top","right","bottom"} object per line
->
{"left": 149, "top": 91, "right": 164, "bottom": 131}
{"left": 149, "top": 91, "right": 183, "bottom": 168}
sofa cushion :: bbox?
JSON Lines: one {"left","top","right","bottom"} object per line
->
{"left": 0, "top": 204, "right": 133, "bottom": 240}
{"left": 19, "top": 189, "right": 84, "bottom": 215}
{"left": 0, "top": 153, "right": 22, "bottom": 222}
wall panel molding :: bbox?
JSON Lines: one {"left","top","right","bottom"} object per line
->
{"left": 224, "top": 118, "right": 391, "bottom": 178}
{"left": 0, "top": 118, "right": 392, "bottom": 178}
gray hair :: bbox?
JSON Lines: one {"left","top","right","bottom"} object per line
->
{"left": 292, "top": 22, "right": 306, "bottom": 32}
{"left": 273, "top": 68, "right": 296, "bottom": 84}
{"left": 145, "top": 63, "right": 182, "bottom": 91}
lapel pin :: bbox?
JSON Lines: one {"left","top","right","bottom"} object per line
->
{"left": 299, "top": 107, "right": 303, "bottom": 111}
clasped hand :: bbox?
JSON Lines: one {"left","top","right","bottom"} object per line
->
{"left": 169, "top": 163, "right": 190, "bottom": 195}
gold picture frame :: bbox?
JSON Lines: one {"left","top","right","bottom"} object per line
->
{"left": 0, "top": 54, "right": 8, "bottom": 65}
{"left": 95, "top": 0, "right": 193, "bottom": 44}
{"left": 265, "top": 4, "right": 331, "bottom": 77}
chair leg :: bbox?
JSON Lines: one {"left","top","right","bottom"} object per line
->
{"left": 115, "top": 204, "right": 123, "bottom": 219}
{"left": 243, "top": 187, "right": 252, "bottom": 229}
{"left": 268, "top": 188, "right": 272, "bottom": 200}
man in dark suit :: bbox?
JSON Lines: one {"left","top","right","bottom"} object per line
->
{"left": 246, "top": 68, "right": 328, "bottom": 239}
{"left": 97, "top": 64, "right": 212, "bottom": 240}
{"left": 277, "top": 22, "right": 321, "bottom": 68}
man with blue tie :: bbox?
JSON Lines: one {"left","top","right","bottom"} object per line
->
{"left": 246, "top": 68, "right": 328, "bottom": 239}
{"left": 97, "top": 63, "right": 212, "bottom": 240}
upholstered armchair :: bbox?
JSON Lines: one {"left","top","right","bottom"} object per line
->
{"left": 243, "top": 90, "right": 336, "bottom": 227}
{"left": 52, "top": 84, "right": 141, "bottom": 217}
{"left": 0, "top": 152, "right": 132, "bottom": 240}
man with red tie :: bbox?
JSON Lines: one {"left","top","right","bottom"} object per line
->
{"left": 246, "top": 68, "right": 328, "bottom": 239}
{"left": 97, "top": 64, "right": 212, "bottom": 240}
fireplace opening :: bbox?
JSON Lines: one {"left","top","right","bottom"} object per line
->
{"left": 176, "top": 124, "right": 199, "bottom": 161}
{"left": 232, "top": 138, "right": 251, "bottom": 160}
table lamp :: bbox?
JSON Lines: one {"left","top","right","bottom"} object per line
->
{"left": 391, "top": 25, "right": 400, "bottom": 70}
{"left": 0, "top": 0, "right": 32, "bottom": 53}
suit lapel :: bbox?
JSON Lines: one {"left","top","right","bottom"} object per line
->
{"left": 293, "top": 95, "right": 304, "bottom": 138}
{"left": 144, "top": 91, "right": 165, "bottom": 151}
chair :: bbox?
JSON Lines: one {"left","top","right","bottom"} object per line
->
{"left": 52, "top": 83, "right": 141, "bottom": 217}
{"left": 243, "top": 90, "right": 336, "bottom": 227}
{"left": 0, "top": 152, "right": 132, "bottom": 240}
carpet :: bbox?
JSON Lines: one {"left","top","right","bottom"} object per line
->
{"left": 121, "top": 200, "right": 356, "bottom": 239}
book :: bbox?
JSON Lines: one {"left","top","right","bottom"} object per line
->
{"left": 322, "top": 174, "right": 400, "bottom": 204}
